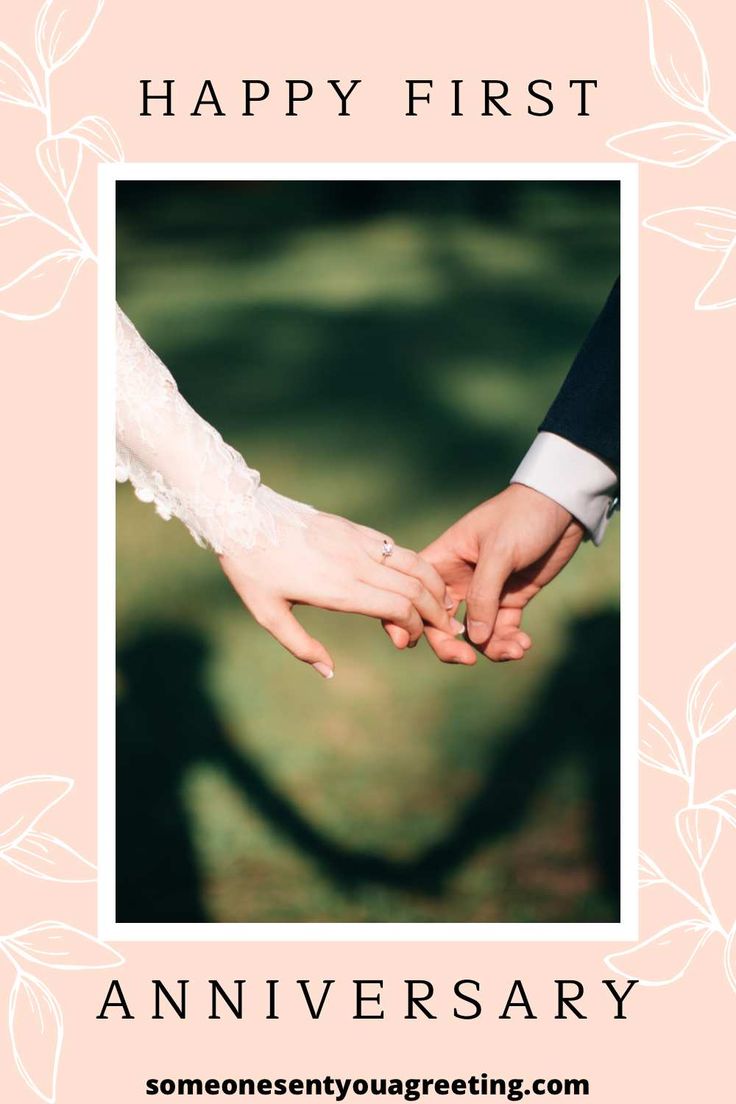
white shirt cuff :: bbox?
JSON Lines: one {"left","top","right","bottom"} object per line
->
{"left": 510, "top": 432, "right": 619, "bottom": 545}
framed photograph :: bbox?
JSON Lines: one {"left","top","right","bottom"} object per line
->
{"left": 98, "top": 163, "right": 637, "bottom": 941}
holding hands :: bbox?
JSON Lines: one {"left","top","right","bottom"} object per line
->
{"left": 222, "top": 277, "right": 619, "bottom": 675}
{"left": 220, "top": 511, "right": 462, "bottom": 679}
{"left": 118, "top": 279, "right": 618, "bottom": 677}
{"left": 393, "top": 484, "right": 584, "bottom": 666}
{"left": 221, "top": 484, "right": 584, "bottom": 677}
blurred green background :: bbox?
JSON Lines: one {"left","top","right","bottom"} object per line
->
{"left": 116, "top": 179, "right": 620, "bottom": 924}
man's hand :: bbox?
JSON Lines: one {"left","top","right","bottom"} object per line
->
{"left": 386, "top": 484, "right": 584, "bottom": 664}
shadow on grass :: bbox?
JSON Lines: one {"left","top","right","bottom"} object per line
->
{"left": 116, "top": 612, "right": 619, "bottom": 924}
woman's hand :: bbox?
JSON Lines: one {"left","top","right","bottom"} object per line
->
{"left": 219, "top": 512, "right": 461, "bottom": 678}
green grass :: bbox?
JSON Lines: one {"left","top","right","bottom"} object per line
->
{"left": 116, "top": 180, "right": 620, "bottom": 923}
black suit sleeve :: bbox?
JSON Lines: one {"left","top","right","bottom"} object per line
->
{"left": 540, "top": 278, "right": 620, "bottom": 473}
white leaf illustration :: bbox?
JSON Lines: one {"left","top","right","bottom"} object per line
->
{"left": 686, "top": 640, "right": 736, "bottom": 741}
{"left": 645, "top": 0, "right": 710, "bottom": 111}
{"left": 36, "top": 117, "right": 122, "bottom": 202}
{"left": 676, "top": 805, "right": 722, "bottom": 869}
{"left": 606, "top": 121, "right": 731, "bottom": 168}
{"left": 0, "top": 182, "right": 34, "bottom": 228}
{"left": 65, "top": 114, "right": 123, "bottom": 162}
{"left": 0, "top": 249, "right": 86, "bottom": 321}
{"left": 9, "top": 971, "right": 63, "bottom": 1104}
{"left": 696, "top": 236, "right": 736, "bottom": 311}
{"left": 644, "top": 207, "right": 736, "bottom": 252}
{"left": 36, "top": 137, "right": 83, "bottom": 202}
{"left": 1, "top": 831, "right": 95, "bottom": 882}
{"left": 638, "top": 850, "right": 666, "bottom": 887}
{"left": 706, "top": 791, "right": 736, "bottom": 831}
{"left": 605, "top": 920, "right": 713, "bottom": 985}
{"left": 725, "top": 923, "right": 736, "bottom": 996}
{"left": 639, "top": 697, "right": 688, "bottom": 778}
{"left": 0, "top": 777, "right": 72, "bottom": 852}
{"left": 35, "top": 0, "right": 104, "bottom": 72}
{"left": 5, "top": 922, "right": 123, "bottom": 970}
{"left": 0, "top": 41, "right": 43, "bottom": 110}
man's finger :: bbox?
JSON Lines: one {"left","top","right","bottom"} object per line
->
{"left": 481, "top": 634, "right": 527, "bottom": 662}
{"left": 490, "top": 606, "right": 530, "bottom": 644}
{"left": 465, "top": 548, "right": 509, "bottom": 645}
{"left": 478, "top": 608, "right": 532, "bottom": 661}
{"left": 425, "top": 626, "right": 477, "bottom": 665}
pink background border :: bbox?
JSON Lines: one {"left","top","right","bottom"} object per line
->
{"left": 1, "top": 1, "right": 735, "bottom": 1100}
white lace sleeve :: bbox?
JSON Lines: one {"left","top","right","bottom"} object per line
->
{"left": 115, "top": 305, "right": 315, "bottom": 554}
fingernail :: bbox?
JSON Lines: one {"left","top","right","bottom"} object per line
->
{"left": 312, "top": 662, "right": 334, "bottom": 680}
{"left": 451, "top": 618, "right": 465, "bottom": 635}
{"left": 444, "top": 594, "right": 454, "bottom": 610}
{"left": 408, "top": 639, "right": 418, "bottom": 649}
{"left": 468, "top": 620, "right": 490, "bottom": 643}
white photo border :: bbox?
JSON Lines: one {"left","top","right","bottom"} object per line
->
{"left": 98, "top": 161, "right": 639, "bottom": 943}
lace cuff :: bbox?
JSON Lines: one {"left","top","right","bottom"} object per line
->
{"left": 115, "top": 306, "right": 314, "bottom": 554}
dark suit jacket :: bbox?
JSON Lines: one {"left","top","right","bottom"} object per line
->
{"left": 540, "top": 278, "right": 620, "bottom": 473}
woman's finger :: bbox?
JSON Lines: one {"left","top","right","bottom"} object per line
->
{"left": 351, "top": 583, "right": 425, "bottom": 643}
{"left": 371, "top": 543, "right": 451, "bottom": 609}
{"left": 358, "top": 523, "right": 393, "bottom": 543}
{"left": 382, "top": 621, "right": 411, "bottom": 650}
{"left": 364, "top": 562, "right": 459, "bottom": 634}
{"left": 251, "top": 597, "right": 335, "bottom": 679}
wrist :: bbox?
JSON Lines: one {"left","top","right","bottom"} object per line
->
{"left": 510, "top": 432, "right": 618, "bottom": 545}
{"left": 503, "top": 482, "right": 573, "bottom": 528}
{"left": 475, "top": 484, "right": 575, "bottom": 571}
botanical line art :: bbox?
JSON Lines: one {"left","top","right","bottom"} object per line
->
{"left": 1, "top": 8, "right": 125, "bottom": 1096}
{"left": 606, "top": 642, "right": 736, "bottom": 991}
{"left": 0, "top": 0, "right": 123, "bottom": 320}
{"left": 1, "top": 0, "right": 734, "bottom": 1099}
{"left": 0, "top": 775, "right": 123, "bottom": 1103}
{"left": 642, "top": 206, "right": 736, "bottom": 309}
{"left": 607, "top": 0, "right": 736, "bottom": 310}
{"left": 0, "top": 775, "right": 95, "bottom": 882}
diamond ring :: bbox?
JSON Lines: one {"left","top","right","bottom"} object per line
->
{"left": 381, "top": 538, "right": 394, "bottom": 562}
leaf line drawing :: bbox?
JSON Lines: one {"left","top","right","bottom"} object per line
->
{"left": 0, "top": 0, "right": 122, "bottom": 320}
{"left": 0, "top": 8, "right": 126, "bottom": 1064}
{"left": 1, "top": 921, "right": 123, "bottom": 1103}
{"left": 608, "top": 0, "right": 735, "bottom": 166}
{"left": 606, "top": 642, "right": 736, "bottom": 990}
{"left": 0, "top": 775, "right": 95, "bottom": 882}
{"left": 643, "top": 205, "right": 736, "bottom": 311}
{"left": 606, "top": 0, "right": 736, "bottom": 310}
{"left": 0, "top": 775, "right": 123, "bottom": 1102}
